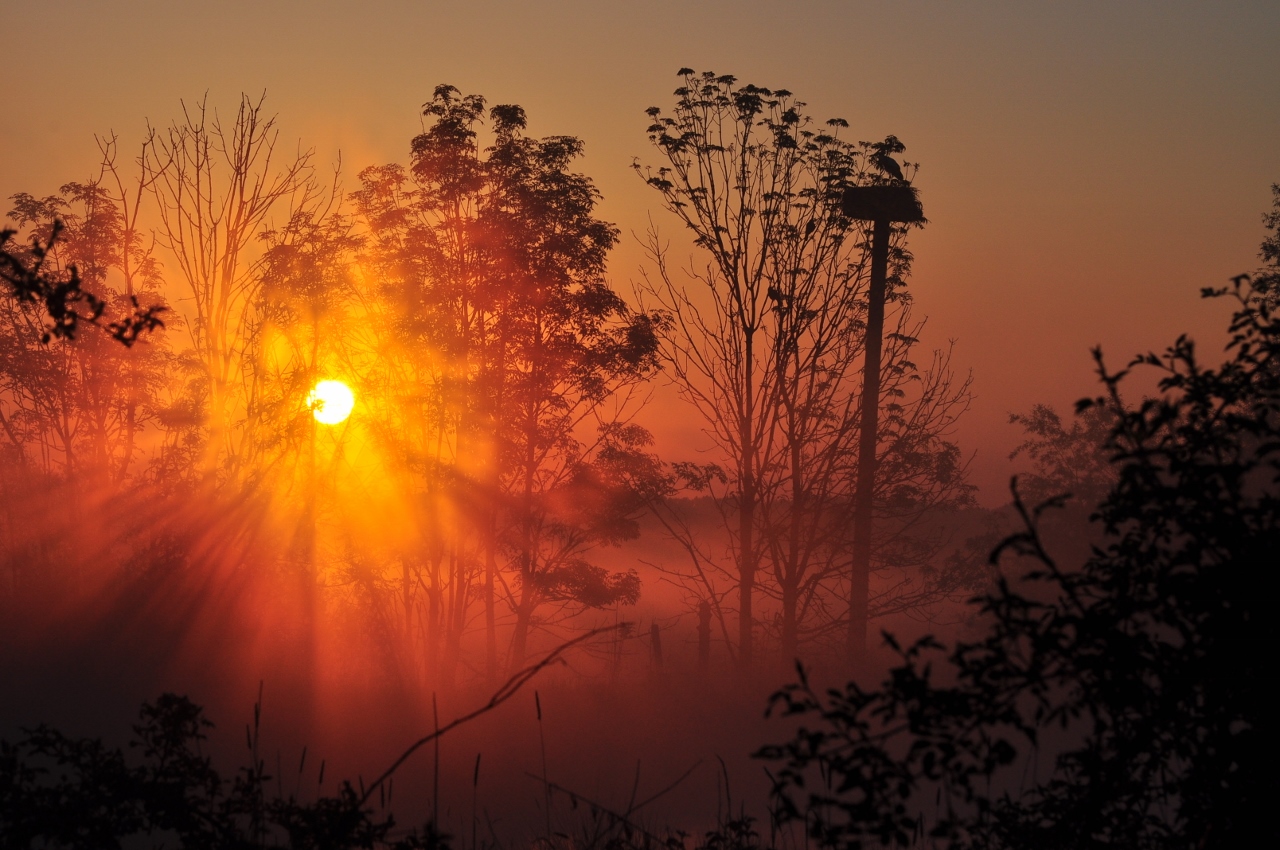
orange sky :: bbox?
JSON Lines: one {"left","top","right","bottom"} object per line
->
{"left": 2, "top": 0, "right": 1277, "bottom": 503}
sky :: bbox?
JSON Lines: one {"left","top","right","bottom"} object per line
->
{"left": 2, "top": 0, "right": 1277, "bottom": 502}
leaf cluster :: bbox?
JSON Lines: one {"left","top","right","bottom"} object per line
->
{"left": 0, "top": 222, "right": 164, "bottom": 346}
{"left": 1007, "top": 402, "right": 1116, "bottom": 508}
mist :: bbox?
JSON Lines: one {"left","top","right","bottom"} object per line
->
{"left": 1, "top": 13, "right": 1275, "bottom": 844}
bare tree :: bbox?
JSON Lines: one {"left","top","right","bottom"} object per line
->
{"left": 94, "top": 131, "right": 172, "bottom": 478}
{"left": 145, "top": 93, "right": 313, "bottom": 482}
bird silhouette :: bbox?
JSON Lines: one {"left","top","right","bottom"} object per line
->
{"left": 873, "top": 152, "right": 905, "bottom": 183}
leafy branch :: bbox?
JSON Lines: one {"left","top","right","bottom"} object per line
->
{"left": 1, "top": 220, "right": 165, "bottom": 345}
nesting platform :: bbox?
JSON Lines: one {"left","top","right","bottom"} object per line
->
{"left": 841, "top": 184, "right": 925, "bottom": 223}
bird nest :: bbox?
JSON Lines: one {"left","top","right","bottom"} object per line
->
{"left": 841, "top": 184, "right": 925, "bottom": 223}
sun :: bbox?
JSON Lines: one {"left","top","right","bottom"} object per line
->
{"left": 307, "top": 380, "right": 355, "bottom": 425}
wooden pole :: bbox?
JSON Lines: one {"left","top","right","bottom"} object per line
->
{"left": 840, "top": 183, "right": 924, "bottom": 666}
{"left": 849, "top": 218, "right": 890, "bottom": 661}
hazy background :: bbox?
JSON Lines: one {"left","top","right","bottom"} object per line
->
{"left": 1, "top": 2, "right": 1277, "bottom": 839}
{"left": 2, "top": 1, "right": 1277, "bottom": 501}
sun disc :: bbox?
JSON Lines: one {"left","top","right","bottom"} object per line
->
{"left": 308, "top": 380, "right": 355, "bottom": 425}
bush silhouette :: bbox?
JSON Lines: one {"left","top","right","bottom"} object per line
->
{"left": 759, "top": 276, "right": 1278, "bottom": 849}
{"left": 0, "top": 693, "right": 444, "bottom": 849}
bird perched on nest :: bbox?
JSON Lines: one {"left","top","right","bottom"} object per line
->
{"left": 872, "top": 151, "right": 906, "bottom": 183}
{"left": 870, "top": 134, "right": 908, "bottom": 184}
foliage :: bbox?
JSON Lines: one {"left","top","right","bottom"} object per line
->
{"left": 0, "top": 221, "right": 164, "bottom": 346}
{"left": 1007, "top": 402, "right": 1115, "bottom": 507}
{"left": 0, "top": 694, "right": 444, "bottom": 849}
{"left": 0, "top": 683, "right": 776, "bottom": 850}
{"left": 758, "top": 276, "right": 1278, "bottom": 849}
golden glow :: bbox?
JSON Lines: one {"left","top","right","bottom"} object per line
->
{"left": 308, "top": 380, "right": 355, "bottom": 425}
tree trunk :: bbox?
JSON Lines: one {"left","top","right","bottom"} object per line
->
{"left": 484, "top": 523, "right": 498, "bottom": 681}
{"left": 783, "top": 377, "right": 803, "bottom": 662}
{"left": 781, "top": 581, "right": 798, "bottom": 661}
{"left": 511, "top": 584, "right": 535, "bottom": 665}
{"left": 697, "top": 600, "right": 712, "bottom": 675}
{"left": 738, "top": 331, "right": 756, "bottom": 668}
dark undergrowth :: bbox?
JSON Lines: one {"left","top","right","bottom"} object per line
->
{"left": 0, "top": 690, "right": 781, "bottom": 850}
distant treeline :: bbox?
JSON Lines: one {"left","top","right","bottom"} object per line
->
{"left": 2, "top": 73, "right": 993, "bottom": 686}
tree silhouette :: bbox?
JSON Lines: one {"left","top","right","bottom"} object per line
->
{"left": 350, "top": 86, "right": 661, "bottom": 674}
{"left": 635, "top": 70, "right": 972, "bottom": 665}
{"left": 482, "top": 102, "right": 660, "bottom": 663}
{"left": 759, "top": 273, "right": 1278, "bottom": 849}
{"left": 1, "top": 182, "right": 170, "bottom": 482}
{"left": 347, "top": 86, "right": 495, "bottom": 680}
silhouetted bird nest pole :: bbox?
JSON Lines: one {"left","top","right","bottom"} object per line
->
{"left": 840, "top": 183, "right": 924, "bottom": 667}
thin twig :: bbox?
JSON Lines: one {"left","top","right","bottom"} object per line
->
{"left": 359, "top": 625, "right": 623, "bottom": 806}
{"left": 630, "top": 760, "right": 703, "bottom": 814}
